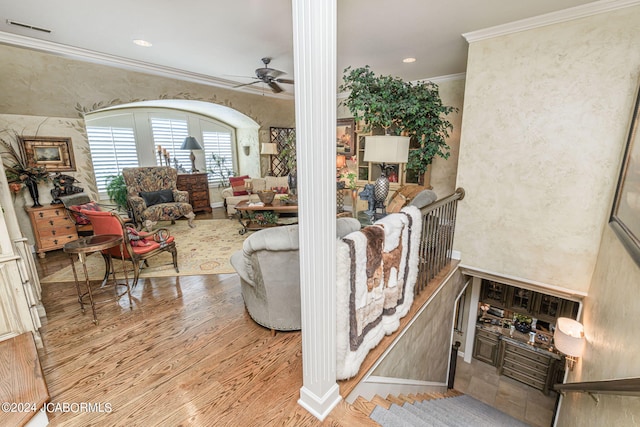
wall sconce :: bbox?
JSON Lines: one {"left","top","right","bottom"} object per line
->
{"left": 553, "top": 317, "right": 586, "bottom": 371}
{"left": 242, "top": 143, "right": 251, "bottom": 156}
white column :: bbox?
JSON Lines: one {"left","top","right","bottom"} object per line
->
{"left": 292, "top": 0, "right": 340, "bottom": 420}
{"left": 464, "top": 276, "right": 482, "bottom": 363}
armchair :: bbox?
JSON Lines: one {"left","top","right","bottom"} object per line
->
{"left": 230, "top": 217, "right": 361, "bottom": 333}
{"left": 80, "top": 209, "right": 178, "bottom": 288}
{"left": 122, "top": 167, "right": 195, "bottom": 230}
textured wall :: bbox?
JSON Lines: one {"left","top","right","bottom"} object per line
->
{"left": 372, "top": 269, "right": 467, "bottom": 382}
{"left": 556, "top": 227, "right": 640, "bottom": 426}
{"left": 454, "top": 6, "right": 640, "bottom": 292}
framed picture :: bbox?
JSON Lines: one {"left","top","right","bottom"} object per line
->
{"left": 610, "top": 83, "right": 640, "bottom": 266}
{"left": 337, "top": 118, "right": 355, "bottom": 159}
{"left": 19, "top": 136, "right": 76, "bottom": 172}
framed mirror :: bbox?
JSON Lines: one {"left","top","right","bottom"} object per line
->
{"left": 610, "top": 82, "right": 640, "bottom": 266}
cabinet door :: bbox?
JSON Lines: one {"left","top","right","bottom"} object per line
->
{"left": 481, "top": 279, "right": 508, "bottom": 307}
{"left": 508, "top": 287, "right": 534, "bottom": 312}
{"left": 473, "top": 332, "right": 499, "bottom": 366}
{"left": 535, "top": 293, "right": 563, "bottom": 321}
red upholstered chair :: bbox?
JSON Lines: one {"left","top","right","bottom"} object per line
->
{"left": 80, "top": 209, "right": 178, "bottom": 287}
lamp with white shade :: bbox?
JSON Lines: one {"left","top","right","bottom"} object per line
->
{"left": 363, "top": 135, "right": 410, "bottom": 217}
{"left": 261, "top": 143, "right": 278, "bottom": 176}
{"left": 553, "top": 317, "right": 586, "bottom": 371}
{"left": 181, "top": 136, "right": 203, "bottom": 172}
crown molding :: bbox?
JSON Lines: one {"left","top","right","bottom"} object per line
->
{"left": 0, "top": 31, "right": 292, "bottom": 99}
{"left": 463, "top": 0, "right": 640, "bottom": 43}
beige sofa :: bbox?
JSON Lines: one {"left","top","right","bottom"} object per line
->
{"left": 221, "top": 175, "right": 289, "bottom": 216}
{"left": 230, "top": 217, "right": 361, "bottom": 332}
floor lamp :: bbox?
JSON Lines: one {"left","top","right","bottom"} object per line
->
{"left": 363, "top": 135, "right": 410, "bottom": 218}
{"left": 261, "top": 143, "right": 278, "bottom": 176}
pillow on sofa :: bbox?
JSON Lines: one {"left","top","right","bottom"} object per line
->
{"left": 229, "top": 175, "right": 250, "bottom": 196}
{"left": 69, "top": 201, "right": 102, "bottom": 225}
{"left": 139, "top": 189, "right": 174, "bottom": 207}
{"left": 265, "top": 175, "right": 288, "bottom": 191}
{"left": 272, "top": 186, "right": 288, "bottom": 194}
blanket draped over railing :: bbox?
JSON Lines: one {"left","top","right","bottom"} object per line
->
{"left": 336, "top": 205, "right": 422, "bottom": 380}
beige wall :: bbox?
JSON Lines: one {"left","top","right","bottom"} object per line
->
{"left": 556, "top": 227, "right": 640, "bottom": 426}
{"left": 455, "top": 5, "right": 640, "bottom": 425}
{"left": 0, "top": 43, "right": 295, "bottom": 243}
{"left": 454, "top": 6, "right": 640, "bottom": 293}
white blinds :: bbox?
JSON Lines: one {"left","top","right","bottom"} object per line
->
{"left": 86, "top": 126, "right": 138, "bottom": 196}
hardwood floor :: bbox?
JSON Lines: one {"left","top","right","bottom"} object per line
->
{"left": 34, "top": 211, "right": 375, "bottom": 426}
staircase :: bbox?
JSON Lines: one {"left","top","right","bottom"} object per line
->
{"left": 352, "top": 390, "right": 531, "bottom": 427}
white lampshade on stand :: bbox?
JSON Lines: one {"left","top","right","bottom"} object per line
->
{"left": 181, "top": 136, "right": 203, "bottom": 172}
{"left": 261, "top": 143, "right": 278, "bottom": 176}
{"left": 363, "top": 135, "right": 410, "bottom": 218}
{"left": 553, "top": 317, "right": 585, "bottom": 370}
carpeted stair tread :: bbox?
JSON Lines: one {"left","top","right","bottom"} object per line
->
{"left": 389, "top": 404, "right": 433, "bottom": 426}
{"left": 418, "top": 398, "right": 492, "bottom": 426}
{"left": 370, "top": 405, "right": 416, "bottom": 427}
{"left": 400, "top": 402, "right": 450, "bottom": 427}
{"left": 370, "top": 393, "right": 531, "bottom": 427}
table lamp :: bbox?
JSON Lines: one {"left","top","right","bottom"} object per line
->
{"left": 363, "top": 135, "right": 410, "bottom": 217}
{"left": 261, "top": 143, "right": 278, "bottom": 176}
{"left": 181, "top": 136, "right": 203, "bottom": 172}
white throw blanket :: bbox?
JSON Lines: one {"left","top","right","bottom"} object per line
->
{"left": 336, "top": 205, "right": 422, "bottom": 380}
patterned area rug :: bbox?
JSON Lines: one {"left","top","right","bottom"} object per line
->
{"left": 40, "top": 219, "right": 246, "bottom": 283}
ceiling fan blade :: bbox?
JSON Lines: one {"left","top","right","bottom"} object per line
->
{"left": 275, "top": 78, "right": 294, "bottom": 85}
{"left": 232, "top": 80, "right": 260, "bottom": 89}
{"left": 268, "top": 82, "right": 283, "bottom": 93}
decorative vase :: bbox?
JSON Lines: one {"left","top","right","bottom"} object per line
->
{"left": 25, "top": 179, "right": 42, "bottom": 207}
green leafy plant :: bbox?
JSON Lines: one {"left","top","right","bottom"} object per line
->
{"left": 339, "top": 65, "right": 457, "bottom": 181}
{"left": 207, "top": 153, "right": 235, "bottom": 187}
{"left": 105, "top": 174, "right": 128, "bottom": 212}
{"left": 279, "top": 134, "right": 297, "bottom": 176}
{"left": 248, "top": 211, "right": 279, "bottom": 225}
{"left": 343, "top": 172, "right": 357, "bottom": 190}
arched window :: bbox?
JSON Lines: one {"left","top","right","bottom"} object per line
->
{"left": 85, "top": 107, "right": 237, "bottom": 198}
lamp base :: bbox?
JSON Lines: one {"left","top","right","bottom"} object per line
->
{"left": 190, "top": 151, "right": 199, "bottom": 173}
{"left": 373, "top": 174, "right": 390, "bottom": 219}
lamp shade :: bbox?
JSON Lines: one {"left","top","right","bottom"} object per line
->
{"left": 363, "top": 135, "right": 410, "bottom": 163}
{"left": 554, "top": 317, "right": 585, "bottom": 357}
{"left": 181, "top": 136, "right": 202, "bottom": 150}
{"left": 336, "top": 154, "right": 347, "bottom": 169}
{"left": 261, "top": 143, "right": 278, "bottom": 155}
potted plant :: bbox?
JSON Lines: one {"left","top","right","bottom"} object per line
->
{"left": 339, "top": 65, "right": 457, "bottom": 185}
{"left": 105, "top": 174, "right": 128, "bottom": 213}
{"left": 279, "top": 134, "right": 297, "bottom": 194}
{"left": 1, "top": 132, "right": 50, "bottom": 206}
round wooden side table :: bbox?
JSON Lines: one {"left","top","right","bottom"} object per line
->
{"left": 64, "top": 234, "right": 132, "bottom": 325}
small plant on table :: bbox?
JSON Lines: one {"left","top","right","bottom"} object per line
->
{"left": 249, "top": 211, "right": 279, "bottom": 226}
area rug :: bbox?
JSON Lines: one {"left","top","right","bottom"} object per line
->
{"left": 40, "top": 219, "right": 246, "bottom": 283}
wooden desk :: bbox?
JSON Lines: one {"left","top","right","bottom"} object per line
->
{"left": 64, "top": 234, "right": 132, "bottom": 325}
{"left": 234, "top": 199, "right": 298, "bottom": 235}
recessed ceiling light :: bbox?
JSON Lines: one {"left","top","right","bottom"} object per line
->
{"left": 133, "top": 39, "right": 152, "bottom": 47}
{"left": 403, "top": 57, "right": 416, "bottom": 63}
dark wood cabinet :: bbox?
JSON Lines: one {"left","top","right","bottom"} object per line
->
{"left": 473, "top": 328, "right": 500, "bottom": 366}
{"left": 499, "top": 339, "right": 560, "bottom": 395}
{"left": 481, "top": 279, "right": 508, "bottom": 307}
{"left": 177, "top": 173, "right": 212, "bottom": 213}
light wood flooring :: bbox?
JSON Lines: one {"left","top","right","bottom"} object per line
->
{"left": 33, "top": 211, "right": 375, "bottom": 426}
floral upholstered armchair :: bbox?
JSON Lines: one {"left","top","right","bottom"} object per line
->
{"left": 123, "top": 167, "right": 195, "bottom": 230}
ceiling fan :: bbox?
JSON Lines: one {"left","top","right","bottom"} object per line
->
{"left": 233, "top": 57, "right": 294, "bottom": 93}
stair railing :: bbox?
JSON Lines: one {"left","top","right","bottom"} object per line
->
{"left": 554, "top": 377, "right": 640, "bottom": 403}
{"left": 415, "top": 187, "right": 465, "bottom": 295}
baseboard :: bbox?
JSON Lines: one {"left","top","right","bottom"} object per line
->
{"left": 346, "top": 376, "right": 447, "bottom": 403}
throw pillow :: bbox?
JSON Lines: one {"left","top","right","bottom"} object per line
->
{"left": 265, "top": 175, "right": 288, "bottom": 191}
{"left": 271, "top": 186, "right": 288, "bottom": 194}
{"left": 125, "top": 226, "right": 151, "bottom": 247}
{"left": 229, "top": 175, "right": 250, "bottom": 196}
{"left": 69, "top": 201, "right": 102, "bottom": 225}
{"left": 139, "top": 189, "right": 174, "bottom": 207}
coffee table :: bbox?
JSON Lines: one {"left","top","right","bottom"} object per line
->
{"left": 235, "top": 199, "right": 298, "bottom": 235}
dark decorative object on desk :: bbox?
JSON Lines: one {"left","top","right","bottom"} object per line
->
{"left": 50, "top": 172, "right": 84, "bottom": 204}
{"left": 1, "top": 131, "right": 50, "bottom": 207}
